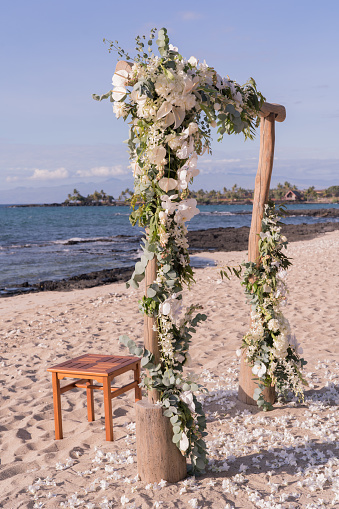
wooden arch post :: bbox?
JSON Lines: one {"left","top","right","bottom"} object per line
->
{"left": 238, "top": 102, "right": 286, "bottom": 405}
{"left": 115, "top": 61, "right": 187, "bottom": 482}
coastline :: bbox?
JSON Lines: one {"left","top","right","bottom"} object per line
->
{"left": 2, "top": 220, "right": 339, "bottom": 297}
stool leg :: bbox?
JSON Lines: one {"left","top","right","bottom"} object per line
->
{"left": 86, "top": 380, "right": 95, "bottom": 422}
{"left": 103, "top": 377, "right": 113, "bottom": 441}
{"left": 51, "top": 372, "right": 63, "bottom": 440}
{"left": 134, "top": 362, "right": 142, "bottom": 402}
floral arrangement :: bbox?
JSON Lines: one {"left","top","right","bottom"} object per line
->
{"left": 94, "top": 27, "right": 264, "bottom": 473}
{"left": 223, "top": 203, "right": 307, "bottom": 410}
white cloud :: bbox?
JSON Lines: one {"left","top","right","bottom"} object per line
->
{"left": 6, "top": 176, "right": 19, "bottom": 182}
{"left": 29, "top": 167, "right": 69, "bottom": 180}
{"left": 76, "top": 165, "right": 128, "bottom": 178}
{"left": 179, "top": 11, "right": 202, "bottom": 20}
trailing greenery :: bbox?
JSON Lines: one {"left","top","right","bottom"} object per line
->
{"left": 221, "top": 202, "right": 307, "bottom": 410}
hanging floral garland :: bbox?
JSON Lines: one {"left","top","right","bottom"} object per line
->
{"left": 93, "top": 27, "right": 264, "bottom": 473}
{"left": 222, "top": 203, "right": 307, "bottom": 410}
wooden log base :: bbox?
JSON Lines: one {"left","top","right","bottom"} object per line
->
{"left": 238, "top": 352, "right": 276, "bottom": 406}
{"left": 135, "top": 400, "right": 187, "bottom": 483}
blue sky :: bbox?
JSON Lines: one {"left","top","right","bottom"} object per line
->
{"left": 1, "top": 0, "right": 338, "bottom": 200}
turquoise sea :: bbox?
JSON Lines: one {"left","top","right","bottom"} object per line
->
{"left": 1, "top": 203, "right": 339, "bottom": 291}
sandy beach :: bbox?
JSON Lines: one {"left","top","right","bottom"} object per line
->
{"left": 1, "top": 230, "right": 339, "bottom": 508}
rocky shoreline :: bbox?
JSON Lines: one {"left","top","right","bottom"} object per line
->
{"left": 2, "top": 221, "right": 339, "bottom": 297}
{"left": 235, "top": 208, "right": 339, "bottom": 218}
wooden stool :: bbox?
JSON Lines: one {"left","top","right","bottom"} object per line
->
{"left": 47, "top": 354, "right": 142, "bottom": 441}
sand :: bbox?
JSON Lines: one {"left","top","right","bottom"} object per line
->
{"left": 1, "top": 231, "right": 339, "bottom": 508}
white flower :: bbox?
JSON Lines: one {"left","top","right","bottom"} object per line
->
{"left": 112, "top": 86, "right": 126, "bottom": 101}
{"left": 174, "top": 199, "right": 199, "bottom": 223}
{"left": 252, "top": 362, "right": 266, "bottom": 378}
{"left": 179, "top": 432, "right": 189, "bottom": 452}
{"left": 130, "top": 160, "right": 143, "bottom": 176}
{"left": 159, "top": 294, "right": 182, "bottom": 322}
{"left": 267, "top": 319, "right": 279, "bottom": 332}
{"left": 113, "top": 101, "right": 126, "bottom": 119}
{"left": 130, "top": 89, "right": 147, "bottom": 106}
{"left": 159, "top": 211, "right": 167, "bottom": 224}
{"left": 158, "top": 177, "right": 178, "bottom": 192}
{"left": 183, "top": 122, "right": 199, "bottom": 136}
{"left": 165, "top": 132, "right": 181, "bottom": 150}
{"left": 112, "top": 69, "right": 129, "bottom": 87}
{"left": 176, "top": 138, "right": 194, "bottom": 159}
{"left": 180, "top": 391, "right": 195, "bottom": 413}
{"left": 188, "top": 56, "right": 199, "bottom": 67}
{"left": 149, "top": 145, "right": 167, "bottom": 165}
{"left": 161, "top": 194, "right": 178, "bottom": 215}
{"left": 121, "top": 495, "right": 129, "bottom": 506}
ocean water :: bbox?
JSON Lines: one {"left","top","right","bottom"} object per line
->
{"left": 1, "top": 203, "right": 339, "bottom": 290}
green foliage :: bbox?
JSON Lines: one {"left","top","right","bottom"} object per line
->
{"left": 94, "top": 25, "right": 265, "bottom": 474}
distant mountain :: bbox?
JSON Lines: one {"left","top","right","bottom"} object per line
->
{"left": 0, "top": 178, "right": 135, "bottom": 205}
{"left": 0, "top": 171, "right": 269, "bottom": 205}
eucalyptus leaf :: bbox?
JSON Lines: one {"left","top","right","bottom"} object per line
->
{"left": 134, "top": 261, "right": 146, "bottom": 275}
{"left": 147, "top": 287, "right": 157, "bottom": 298}
{"left": 172, "top": 432, "right": 182, "bottom": 443}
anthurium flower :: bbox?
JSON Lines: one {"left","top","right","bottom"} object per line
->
{"left": 112, "top": 69, "right": 129, "bottom": 87}
{"left": 149, "top": 145, "right": 167, "bottom": 165}
{"left": 158, "top": 177, "right": 178, "bottom": 192}
{"left": 112, "top": 86, "right": 126, "bottom": 101}
{"left": 156, "top": 101, "right": 186, "bottom": 129}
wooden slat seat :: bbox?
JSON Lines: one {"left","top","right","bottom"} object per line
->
{"left": 47, "top": 353, "right": 142, "bottom": 441}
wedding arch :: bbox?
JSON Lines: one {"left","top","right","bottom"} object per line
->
{"left": 94, "top": 27, "right": 287, "bottom": 481}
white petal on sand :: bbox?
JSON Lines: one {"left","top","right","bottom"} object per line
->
{"left": 1, "top": 231, "right": 339, "bottom": 507}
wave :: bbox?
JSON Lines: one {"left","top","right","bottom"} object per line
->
{"left": 199, "top": 211, "right": 237, "bottom": 216}
{"left": 1, "top": 235, "right": 140, "bottom": 250}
